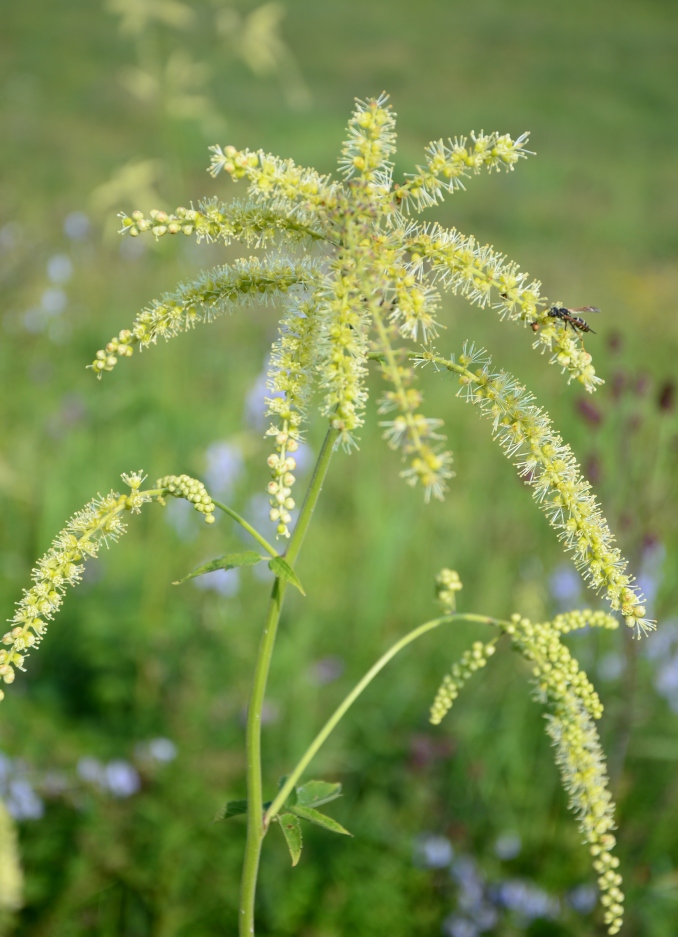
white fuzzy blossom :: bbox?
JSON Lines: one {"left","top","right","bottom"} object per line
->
{"left": 444, "top": 345, "right": 652, "bottom": 635}
{"left": 2, "top": 472, "right": 215, "bottom": 693}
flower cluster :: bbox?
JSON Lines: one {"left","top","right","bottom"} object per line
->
{"left": 448, "top": 345, "right": 652, "bottom": 634}
{"left": 339, "top": 92, "right": 396, "bottom": 187}
{"left": 2, "top": 475, "right": 149, "bottom": 693}
{"left": 92, "top": 93, "right": 623, "bottom": 539}
{"left": 429, "top": 639, "right": 496, "bottom": 725}
{"left": 404, "top": 224, "right": 601, "bottom": 392}
{"left": 435, "top": 568, "right": 463, "bottom": 612}
{"left": 399, "top": 130, "right": 531, "bottom": 209}
{"left": 315, "top": 255, "right": 371, "bottom": 447}
{"left": 3, "top": 472, "right": 216, "bottom": 695}
{"left": 264, "top": 298, "right": 321, "bottom": 536}
{"left": 156, "top": 474, "right": 216, "bottom": 523}
{"left": 90, "top": 257, "right": 321, "bottom": 376}
{"left": 501, "top": 613, "right": 623, "bottom": 935}
{"left": 430, "top": 608, "right": 623, "bottom": 934}
{"left": 208, "top": 144, "right": 337, "bottom": 224}
{"left": 119, "top": 197, "right": 320, "bottom": 248}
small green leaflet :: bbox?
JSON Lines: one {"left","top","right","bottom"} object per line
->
{"left": 291, "top": 805, "right": 352, "bottom": 836}
{"left": 214, "top": 800, "right": 247, "bottom": 822}
{"left": 174, "top": 551, "right": 264, "bottom": 584}
{"left": 278, "top": 813, "right": 302, "bottom": 866}
{"left": 214, "top": 799, "right": 273, "bottom": 822}
{"left": 268, "top": 556, "right": 305, "bottom": 594}
{"left": 295, "top": 780, "right": 342, "bottom": 808}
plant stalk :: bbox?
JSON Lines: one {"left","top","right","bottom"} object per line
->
{"left": 265, "top": 613, "right": 499, "bottom": 824}
{"left": 239, "top": 424, "right": 340, "bottom": 937}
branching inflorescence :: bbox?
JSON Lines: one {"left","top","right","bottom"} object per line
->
{"left": 93, "top": 94, "right": 605, "bottom": 507}
{"left": 88, "top": 93, "right": 649, "bottom": 628}
{"left": 20, "top": 92, "right": 651, "bottom": 934}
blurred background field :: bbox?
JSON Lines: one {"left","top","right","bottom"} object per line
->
{"left": 0, "top": 0, "right": 677, "bottom": 934}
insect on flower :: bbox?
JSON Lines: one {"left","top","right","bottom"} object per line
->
{"left": 545, "top": 305, "right": 600, "bottom": 335}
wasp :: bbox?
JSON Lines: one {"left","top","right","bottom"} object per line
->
{"left": 529, "top": 305, "right": 600, "bottom": 335}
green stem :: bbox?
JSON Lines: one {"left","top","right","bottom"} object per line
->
{"left": 239, "top": 424, "right": 340, "bottom": 937}
{"left": 212, "top": 499, "right": 279, "bottom": 559}
{"left": 264, "top": 612, "right": 500, "bottom": 825}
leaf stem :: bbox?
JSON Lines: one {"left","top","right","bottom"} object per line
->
{"left": 212, "top": 499, "right": 279, "bottom": 559}
{"left": 239, "top": 424, "right": 340, "bottom": 937}
{"left": 264, "top": 612, "right": 501, "bottom": 825}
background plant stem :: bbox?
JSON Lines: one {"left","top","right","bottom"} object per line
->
{"left": 239, "top": 424, "right": 340, "bottom": 937}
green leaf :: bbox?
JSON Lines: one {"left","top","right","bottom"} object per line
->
{"left": 174, "top": 551, "right": 263, "bottom": 584}
{"left": 214, "top": 800, "right": 248, "bottom": 822}
{"left": 295, "top": 780, "right": 342, "bottom": 808}
{"left": 268, "top": 556, "right": 305, "bottom": 595}
{"left": 278, "top": 813, "right": 303, "bottom": 865}
{"left": 291, "top": 805, "right": 352, "bottom": 836}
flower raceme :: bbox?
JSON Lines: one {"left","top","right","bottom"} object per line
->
{"left": 422, "top": 344, "right": 651, "bottom": 635}
{"left": 1, "top": 473, "right": 215, "bottom": 694}
{"left": 86, "top": 93, "right": 648, "bottom": 635}
{"left": 430, "top": 603, "right": 624, "bottom": 935}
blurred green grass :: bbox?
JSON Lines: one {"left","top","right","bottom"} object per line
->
{"left": 0, "top": 0, "right": 677, "bottom": 934}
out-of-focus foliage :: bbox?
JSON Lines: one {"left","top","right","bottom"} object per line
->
{"left": 0, "top": 0, "right": 677, "bottom": 935}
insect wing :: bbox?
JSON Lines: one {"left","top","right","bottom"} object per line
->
{"left": 568, "top": 306, "right": 600, "bottom": 314}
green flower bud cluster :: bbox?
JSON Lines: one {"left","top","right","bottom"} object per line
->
{"left": 400, "top": 130, "right": 531, "bottom": 208}
{"left": 547, "top": 708, "right": 624, "bottom": 934}
{"left": 91, "top": 328, "right": 135, "bottom": 374}
{"left": 120, "top": 206, "right": 196, "bottom": 239}
{"left": 502, "top": 612, "right": 622, "bottom": 935}
{"left": 435, "top": 568, "right": 462, "bottom": 611}
{"left": 156, "top": 475, "right": 216, "bottom": 524}
{"left": 505, "top": 614, "right": 604, "bottom": 719}
{"left": 551, "top": 608, "right": 619, "bottom": 634}
{"left": 428, "top": 604, "right": 622, "bottom": 931}
{"left": 455, "top": 345, "right": 652, "bottom": 635}
{"left": 89, "top": 257, "right": 321, "bottom": 378}
{"left": 429, "top": 639, "right": 496, "bottom": 725}
{"left": 2, "top": 473, "right": 157, "bottom": 695}
{"left": 265, "top": 446, "right": 298, "bottom": 538}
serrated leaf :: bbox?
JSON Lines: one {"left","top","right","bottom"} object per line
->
{"left": 214, "top": 800, "right": 247, "bottom": 822}
{"left": 278, "top": 813, "right": 302, "bottom": 865}
{"left": 174, "top": 551, "right": 263, "bottom": 584}
{"left": 291, "top": 805, "right": 352, "bottom": 836}
{"left": 268, "top": 556, "right": 305, "bottom": 595}
{"left": 295, "top": 780, "right": 342, "bottom": 808}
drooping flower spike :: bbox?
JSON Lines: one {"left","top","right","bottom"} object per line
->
{"left": 1, "top": 473, "right": 215, "bottom": 694}
{"left": 429, "top": 600, "right": 624, "bottom": 935}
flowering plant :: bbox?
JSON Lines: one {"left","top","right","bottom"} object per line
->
{"left": 6, "top": 95, "right": 653, "bottom": 935}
